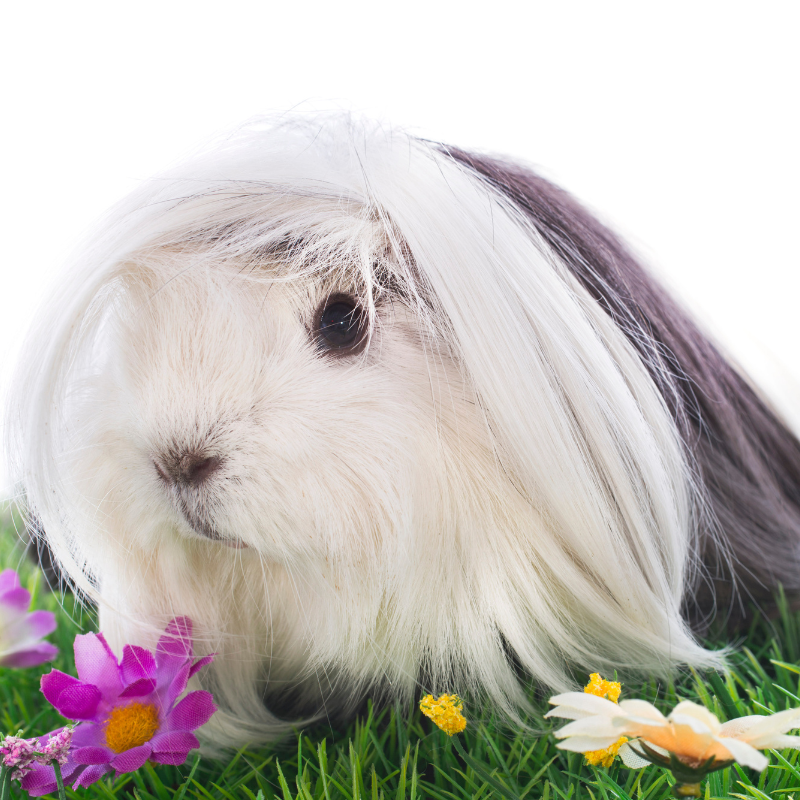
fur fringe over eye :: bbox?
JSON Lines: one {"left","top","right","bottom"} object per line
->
{"left": 6, "top": 115, "right": 800, "bottom": 747}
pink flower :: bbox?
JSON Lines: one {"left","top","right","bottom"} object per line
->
{"left": 0, "top": 569, "right": 57, "bottom": 668}
{"left": 0, "top": 728, "right": 74, "bottom": 783}
{"left": 38, "top": 727, "right": 73, "bottom": 767}
{"left": 22, "top": 618, "right": 215, "bottom": 795}
{"left": 0, "top": 735, "right": 39, "bottom": 780}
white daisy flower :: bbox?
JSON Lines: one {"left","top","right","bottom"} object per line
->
{"left": 546, "top": 693, "right": 800, "bottom": 773}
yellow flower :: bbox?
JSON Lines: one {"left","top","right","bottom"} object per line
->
{"left": 584, "top": 673, "right": 622, "bottom": 704}
{"left": 579, "top": 674, "right": 624, "bottom": 766}
{"left": 584, "top": 736, "right": 629, "bottom": 768}
{"left": 420, "top": 693, "right": 467, "bottom": 735}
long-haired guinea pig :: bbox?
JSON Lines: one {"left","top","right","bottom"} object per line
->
{"left": 7, "top": 116, "right": 800, "bottom": 746}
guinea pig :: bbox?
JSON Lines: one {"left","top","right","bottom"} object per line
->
{"left": 7, "top": 115, "right": 800, "bottom": 747}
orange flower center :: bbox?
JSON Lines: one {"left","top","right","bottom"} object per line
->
{"left": 103, "top": 702, "right": 160, "bottom": 753}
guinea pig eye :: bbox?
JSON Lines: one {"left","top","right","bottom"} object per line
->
{"left": 314, "top": 295, "right": 368, "bottom": 354}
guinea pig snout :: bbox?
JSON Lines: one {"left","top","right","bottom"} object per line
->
{"left": 153, "top": 451, "right": 223, "bottom": 489}
{"left": 152, "top": 448, "right": 241, "bottom": 544}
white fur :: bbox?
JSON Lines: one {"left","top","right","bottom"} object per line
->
{"left": 6, "top": 117, "right": 723, "bottom": 746}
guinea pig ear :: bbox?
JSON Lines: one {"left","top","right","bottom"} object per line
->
{"left": 445, "top": 145, "right": 800, "bottom": 625}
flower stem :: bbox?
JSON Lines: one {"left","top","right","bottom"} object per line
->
{"left": 673, "top": 782, "right": 702, "bottom": 798}
{"left": 53, "top": 761, "right": 66, "bottom": 800}
{"left": 0, "top": 767, "right": 10, "bottom": 800}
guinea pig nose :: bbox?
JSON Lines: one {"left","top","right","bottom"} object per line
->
{"left": 154, "top": 452, "right": 222, "bottom": 487}
{"left": 179, "top": 454, "right": 221, "bottom": 486}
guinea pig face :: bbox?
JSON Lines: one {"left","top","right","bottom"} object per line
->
{"left": 74, "top": 252, "right": 495, "bottom": 575}
{"left": 20, "top": 120, "right": 751, "bottom": 743}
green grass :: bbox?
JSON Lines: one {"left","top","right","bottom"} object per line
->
{"left": 2, "top": 515, "right": 800, "bottom": 800}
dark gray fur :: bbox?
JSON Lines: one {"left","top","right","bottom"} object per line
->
{"left": 444, "top": 147, "right": 800, "bottom": 625}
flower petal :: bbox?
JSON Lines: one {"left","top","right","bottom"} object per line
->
{"left": 554, "top": 715, "right": 622, "bottom": 739}
{"left": 73, "top": 763, "right": 112, "bottom": 788}
{"left": 163, "top": 663, "right": 190, "bottom": 708}
{"left": 121, "top": 644, "right": 157, "bottom": 684}
{"left": 119, "top": 677, "right": 158, "bottom": 698}
{"left": 24, "top": 609, "right": 58, "bottom": 639}
{"left": 52, "top": 682, "right": 102, "bottom": 720}
{"left": 150, "top": 750, "right": 192, "bottom": 765}
{"left": 73, "top": 746, "right": 114, "bottom": 765}
{"left": 0, "top": 569, "right": 21, "bottom": 596}
{"left": 545, "top": 692, "right": 620, "bottom": 719}
{"left": 111, "top": 743, "right": 152, "bottom": 773}
{"left": 150, "top": 730, "right": 199, "bottom": 754}
{"left": 73, "top": 632, "right": 123, "bottom": 696}
{"left": 670, "top": 701, "right": 720, "bottom": 733}
{"left": 669, "top": 712, "right": 716, "bottom": 736}
{"left": 157, "top": 617, "right": 194, "bottom": 662}
{"left": 618, "top": 700, "right": 668, "bottom": 723}
{"left": 72, "top": 723, "right": 106, "bottom": 749}
{"left": 0, "top": 641, "right": 58, "bottom": 667}
{"left": 725, "top": 707, "right": 800, "bottom": 746}
{"left": 617, "top": 741, "right": 651, "bottom": 769}
{"left": 0, "top": 585, "right": 31, "bottom": 613}
{"left": 712, "top": 735, "right": 769, "bottom": 771}
{"left": 20, "top": 761, "right": 83, "bottom": 795}
{"left": 759, "top": 734, "right": 800, "bottom": 750}
{"left": 166, "top": 690, "right": 217, "bottom": 731}
{"left": 556, "top": 735, "right": 623, "bottom": 752}
{"left": 718, "top": 715, "right": 765, "bottom": 738}
{"left": 41, "top": 669, "right": 81, "bottom": 706}
{"left": 188, "top": 654, "right": 214, "bottom": 679}
{"left": 20, "top": 767, "right": 57, "bottom": 793}
{"left": 613, "top": 715, "right": 670, "bottom": 731}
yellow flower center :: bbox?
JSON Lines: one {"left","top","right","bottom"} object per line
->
{"left": 419, "top": 694, "right": 467, "bottom": 736}
{"left": 103, "top": 702, "right": 160, "bottom": 753}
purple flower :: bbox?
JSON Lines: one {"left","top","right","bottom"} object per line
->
{"left": 0, "top": 569, "right": 58, "bottom": 668}
{"left": 22, "top": 617, "right": 215, "bottom": 795}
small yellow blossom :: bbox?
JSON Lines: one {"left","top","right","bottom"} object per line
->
{"left": 420, "top": 693, "right": 467, "bottom": 735}
{"left": 580, "top": 674, "right": 623, "bottom": 767}
{"left": 584, "top": 736, "right": 629, "bottom": 767}
{"left": 584, "top": 673, "right": 622, "bottom": 704}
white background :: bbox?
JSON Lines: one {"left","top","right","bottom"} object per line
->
{"left": 1, "top": 1, "right": 799, "bottom": 494}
